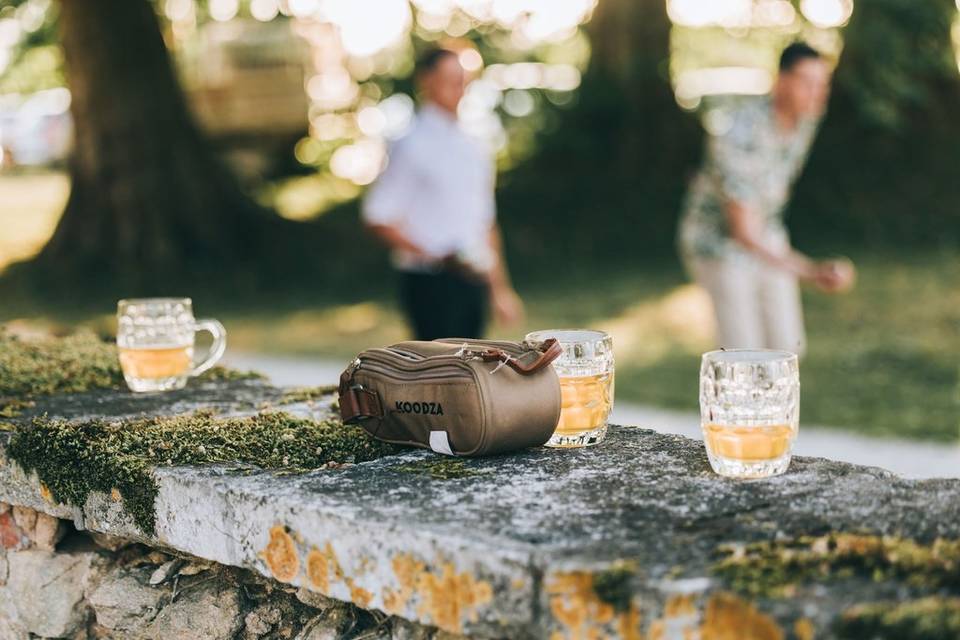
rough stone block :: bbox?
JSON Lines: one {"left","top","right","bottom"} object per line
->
{"left": 0, "top": 513, "right": 29, "bottom": 551}
{"left": 138, "top": 578, "right": 243, "bottom": 640}
{"left": 390, "top": 617, "right": 433, "bottom": 640}
{"left": 1, "top": 379, "right": 959, "bottom": 638}
{"left": 89, "top": 531, "right": 134, "bottom": 552}
{"left": 9, "top": 507, "right": 36, "bottom": 538}
{"left": 2, "top": 548, "right": 105, "bottom": 638}
{"left": 88, "top": 565, "right": 170, "bottom": 633}
{"left": 295, "top": 609, "right": 354, "bottom": 640}
{"left": 295, "top": 586, "right": 337, "bottom": 612}
{"left": 33, "top": 512, "right": 68, "bottom": 550}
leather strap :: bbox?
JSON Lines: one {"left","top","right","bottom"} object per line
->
{"left": 339, "top": 368, "right": 383, "bottom": 424}
{"left": 479, "top": 338, "right": 562, "bottom": 375}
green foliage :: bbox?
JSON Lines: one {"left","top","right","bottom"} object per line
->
{"left": 790, "top": 0, "right": 960, "bottom": 247}
{"left": 835, "top": 0, "right": 960, "bottom": 131}
{"left": 7, "top": 410, "right": 401, "bottom": 535}
{"left": 0, "top": 0, "right": 62, "bottom": 94}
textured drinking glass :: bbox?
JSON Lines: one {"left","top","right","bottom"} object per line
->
{"left": 700, "top": 349, "right": 799, "bottom": 478}
{"left": 525, "top": 329, "right": 614, "bottom": 448}
{"left": 117, "top": 298, "right": 227, "bottom": 392}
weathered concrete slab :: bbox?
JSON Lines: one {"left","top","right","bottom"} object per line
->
{"left": 2, "top": 380, "right": 959, "bottom": 638}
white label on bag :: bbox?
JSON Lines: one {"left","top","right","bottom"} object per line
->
{"left": 429, "top": 431, "right": 455, "bottom": 456}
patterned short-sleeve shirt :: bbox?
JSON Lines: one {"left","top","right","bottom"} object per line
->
{"left": 678, "top": 97, "right": 819, "bottom": 261}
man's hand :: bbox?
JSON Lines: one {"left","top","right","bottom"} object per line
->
{"left": 366, "top": 223, "right": 430, "bottom": 258}
{"left": 813, "top": 257, "right": 856, "bottom": 293}
{"left": 490, "top": 284, "right": 525, "bottom": 327}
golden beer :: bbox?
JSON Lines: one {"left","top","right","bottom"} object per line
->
{"left": 117, "top": 298, "right": 226, "bottom": 393}
{"left": 700, "top": 349, "right": 800, "bottom": 478}
{"left": 703, "top": 423, "right": 795, "bottom": 462}
{"left": 118, "top": 345, "right": 193, "bottom": 380}
{"left": 526, "top": 329, "right": 614, "bottom": 448}
{"left": 555, "top": 373, "right": 614, "bottom": 436}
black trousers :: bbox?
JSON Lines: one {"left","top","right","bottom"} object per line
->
{"left": 398, "top": 269, "right": 488, "bottom": 341}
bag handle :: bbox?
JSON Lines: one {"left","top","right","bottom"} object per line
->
{"left": 479, "top": 337, "right": 562, "bottom": 375}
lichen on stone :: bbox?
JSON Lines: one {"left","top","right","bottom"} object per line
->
{"left": 835, "top": 597, "right": 960, "bottom": 640}
{"left": 391, "top": 458, "right": 485, "bottom": 480}
{"left": 714, "top": 533, "right": 960, "bottom": 598}
{"left": 7, "top": 410, "right": 402, "bottom": 536}
{"left": 0, "top": 329, "right": 262, "bottom": 416}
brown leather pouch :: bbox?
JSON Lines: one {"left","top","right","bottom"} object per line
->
{"left": 339, "top": 338, "right": 562, "bottom": 456}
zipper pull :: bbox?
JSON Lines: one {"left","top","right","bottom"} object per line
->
{"left": 339, "top": 357, "right": 362, "bottom": 397}
{"left": 345, "top": 357, "right": 362, "bottom": 378}
{"left": 454, "top": 343, "right": 513, "bottom": 373}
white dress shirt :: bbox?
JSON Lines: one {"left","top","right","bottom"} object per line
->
{"left": 362, "top": 103, "right": 497, "bottom": 272}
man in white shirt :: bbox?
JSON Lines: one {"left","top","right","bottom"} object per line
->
{"left": 363, "top": 48, "right": 523, "bottom": 340}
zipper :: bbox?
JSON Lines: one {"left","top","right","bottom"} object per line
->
{"left": 363, "top": 349, "right": 474, "bottom": 371}
{"left": 355, "top": 358, "right": 473, "bottom": 382}
{"left": 385, "top": 347, "right": 426, "bottom": 361}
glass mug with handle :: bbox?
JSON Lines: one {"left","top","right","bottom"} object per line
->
{"left": 117, "top": 298, "right": 226, "bottom": 392}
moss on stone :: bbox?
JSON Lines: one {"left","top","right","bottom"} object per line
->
{"left": 714, "top": 533, "right": 960, "bottom": 598}
{"left": 198, "top": 366, "right": 265, "bottom": 383}
{"left": 392, "top": 458, "right": 485, "bottom": 480}
{"left": 0, "top": 399, "right": 35, "bottom": 418}
{"left": 0, "top": 329, "right": 263, "bottom": 416}
{"left": 835, "top": 597, "right": 960, "bottom": 640}
{"left": 592, "top": 560, "right": 638, "bottom": 612}
{"left": 262, "top": 386, "right": 339, "bottom": 409}
{"left": 0, "top": 330, "right": 124, "bottom": 401}
{"left": 7, "top": 410, "right": 402, "bottom": 536}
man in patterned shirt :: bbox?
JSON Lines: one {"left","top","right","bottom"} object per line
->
{"left": 678, "top": 42, "right": 854, "bottom": 356}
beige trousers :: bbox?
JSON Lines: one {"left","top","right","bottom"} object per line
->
{"left": 689, "top": 254, "right": 807, "bottom": 357}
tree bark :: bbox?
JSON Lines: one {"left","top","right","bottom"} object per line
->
{"left": 32, "top": 0, "right": 290, "bottom": 288}
{"left": 500, "top": 0, "right": 702, "bottom": 262}
{"left": 587, "top": 0, "right": 701, "bottom": 185}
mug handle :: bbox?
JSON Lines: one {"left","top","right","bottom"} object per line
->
{"left": 190, "top": 319, "right": 227, "bottom": 377}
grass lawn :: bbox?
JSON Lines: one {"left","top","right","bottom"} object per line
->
{"left": 215, "top": 253, "right": 960, "bottom": 442}
{"left": 1, "top": 171, "right": 958, "bottom": 441}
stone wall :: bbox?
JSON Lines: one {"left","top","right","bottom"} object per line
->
{"left": 0, "top": 503, "right": 453, "bottom": 640}
{"left": 2, "top": 376, "right": 960, "bottom": 639}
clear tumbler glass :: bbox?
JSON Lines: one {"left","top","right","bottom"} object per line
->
{"left": 526, "top": 329, "right": 614, "bottom": 448}
{"left": 700, "top": 349, "right": 799, "bottom": 478}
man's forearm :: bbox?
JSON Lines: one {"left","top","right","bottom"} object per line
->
{"left": 724, "top": 201, "right": 816, "bottom": 280}
{"left": 486, "top": 225, "right": 512, "bottom": 290}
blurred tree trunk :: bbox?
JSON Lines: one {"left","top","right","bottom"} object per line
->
{"left": 31, "top": 0, "right": 288, "bottom": 288}
{"left": 790, "top": 0, "right": 960, "bottom": 245}
{"left": 586, "top": 0, "right": 701, "bottom": 186}
{"left": 501, "top": 0, "right": 701, "bottom": 263}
